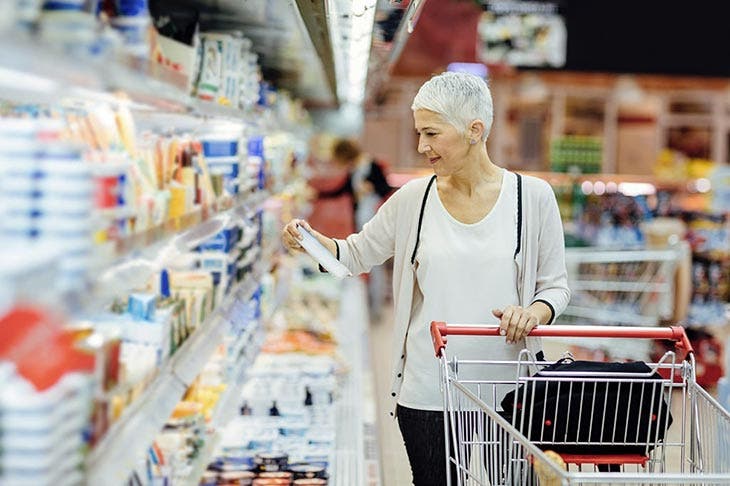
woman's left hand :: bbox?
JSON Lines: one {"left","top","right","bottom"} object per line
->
{"left": 492, "top": 305, "right": 540, "bottom": 344}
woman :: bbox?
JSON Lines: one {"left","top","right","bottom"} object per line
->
{"left": 282, "top": 71, "right": 570, "bottom": 485}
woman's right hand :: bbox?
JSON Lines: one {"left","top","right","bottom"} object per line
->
{"left": 281, "top": 218, "right": 311, "bottom": 253}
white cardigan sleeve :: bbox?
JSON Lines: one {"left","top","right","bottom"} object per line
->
{"left": 333, "top": 183, "right": 403, "bottom": 275}
{"left": 532, "top": 179, "right": 571, "bottom": 322}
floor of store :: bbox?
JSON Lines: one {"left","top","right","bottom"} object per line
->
{"left": 370, "top": 303, "right": 413, "bottom": 486}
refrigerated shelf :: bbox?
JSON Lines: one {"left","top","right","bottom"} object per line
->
{"left": 85, "top": 267, "right": 263, "bottom": 484}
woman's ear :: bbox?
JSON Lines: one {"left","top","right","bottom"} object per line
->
{"left": 469, "top": 119, "right": 486, "bottom": 142}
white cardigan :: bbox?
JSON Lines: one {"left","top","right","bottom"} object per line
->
{"left": 332, "top": 172, "right": 571, "bottom": 418}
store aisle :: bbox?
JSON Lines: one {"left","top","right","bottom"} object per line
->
{"left": 370, "top": 304, "right": 413, "bottom": 485}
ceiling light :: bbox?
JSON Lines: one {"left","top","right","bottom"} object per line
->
{"left": 329, "top": 0, "right": 377, "bottom": 105}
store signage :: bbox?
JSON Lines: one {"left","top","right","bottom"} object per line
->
{"left": 477, "top": 0, "right": 566, "bottom": 68}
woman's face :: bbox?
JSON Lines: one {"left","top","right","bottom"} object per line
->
{"left": 413, "top": 109, "right": 469, "bottom": 177}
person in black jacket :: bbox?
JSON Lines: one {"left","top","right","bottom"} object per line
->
{"left": 317, "top": 138, "right": 393, "bottom": 231}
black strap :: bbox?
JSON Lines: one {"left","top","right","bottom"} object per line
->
{"left": 411, "top": 175, "right": 437, "bottom": 265}
{"left": 514, "top": 173, "right": 522, "bottom": 258}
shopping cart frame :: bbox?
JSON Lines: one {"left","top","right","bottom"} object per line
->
{"left": 430, "top": 322, "right": 730, "bottom": 485}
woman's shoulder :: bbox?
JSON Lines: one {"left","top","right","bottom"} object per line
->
{"left": 392, "top": 175, "right": 435, "bottom": 201}
{"left": 511, "top": 171, "right": 554, "bottom": 198}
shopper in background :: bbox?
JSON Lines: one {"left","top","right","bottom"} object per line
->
{"left": 282, "top": 71, "right": 570, "bottom": 485}
{"left": 317, "top": 138, "right": 393, "bottom": 316}
{"left": 317, "top": 138, "right": 393, "bottom": 231}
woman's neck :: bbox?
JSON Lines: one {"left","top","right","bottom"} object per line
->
{"left": 444, "top": 152, "right": 502, "bottom": 196}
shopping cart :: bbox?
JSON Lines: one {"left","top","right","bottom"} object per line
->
{"left": 430, "top": 322, "right": 730, "bottom": 485}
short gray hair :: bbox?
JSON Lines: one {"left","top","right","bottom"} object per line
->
{"left": 411, "top": 71, "right": 494, "bottom": 141}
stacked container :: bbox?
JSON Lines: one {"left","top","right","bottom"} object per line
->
{"left": 0, "top": 118, "right": 93, "bottom": 292}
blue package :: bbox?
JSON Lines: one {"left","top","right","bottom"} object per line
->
{"left": 202, "top": 140, "right": 238, "bottom": 157}
{"left": 116, "top": 0, "right": 148, "bottom": 16}
{"left": 199, "top": 228, "right": 237, "bottom": 252}
{"left": 128, "top": 293, "right": 157, "bottom": 321}
{"left": 198, "top": 232, "right": 228, "bottom": 252}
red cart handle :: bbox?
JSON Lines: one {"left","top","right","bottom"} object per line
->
{"left": 430, "top": 321, "right": 694, "bottom": 358}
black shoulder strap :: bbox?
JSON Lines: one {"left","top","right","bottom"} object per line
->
{"left": 514, "top": 172, "right": 523, "bottom": 258}
{"left": 411, "top": 175, "right": 437, "bottom": 265}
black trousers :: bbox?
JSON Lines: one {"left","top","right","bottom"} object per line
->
{"left": 397, "top": 404, "right": 455, "bottom": 486}
{"left": 397, "top": 405, "right": 531, "bottom": 486}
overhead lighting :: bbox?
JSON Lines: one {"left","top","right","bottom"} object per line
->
{"left": 329, "top": 0, "right": 377, "bottom": 105}
{"left": 618, "top": 182, "right": 656, "bottom": 197}
{"left": 613, "top": 75, "right": 646, "bottom": 106}
{"left": 517, "top": 73, "right": 549, "bottom": 102}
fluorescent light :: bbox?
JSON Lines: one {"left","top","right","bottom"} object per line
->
{"left": 329, "top": 0, "right": 377, "bottom": 105}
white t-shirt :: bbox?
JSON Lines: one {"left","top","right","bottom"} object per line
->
{"left": 398, "top": 170, "right": 524, "bottom": 410}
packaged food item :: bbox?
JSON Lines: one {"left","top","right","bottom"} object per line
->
{"left": 197, "top": 33, "right": 224, "bottom": 101}
{"left": 254, "top": 452, "right": 288, "bottom": 473}
{"left": 288, "top": 464, "right": 327, "bottom": 480}
{"left": 218, "top": 470, "right": 255, "bottom": 485}
{"left": 257, "top": 471, "right": 292, "bottom": 480}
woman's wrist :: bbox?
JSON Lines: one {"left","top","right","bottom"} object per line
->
{"left": 313, "top": 231, "right": 337, "bottom": 258}
{"left": 527, "top": 301, "right": 553, "bottom": 326}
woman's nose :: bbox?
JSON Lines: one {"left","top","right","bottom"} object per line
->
{"left": 418, "top": 141, "right": 431, "bottom": 153}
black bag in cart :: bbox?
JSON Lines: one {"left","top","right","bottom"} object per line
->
{"left": 500, "top": 359, "right": 674, "bottom": 455}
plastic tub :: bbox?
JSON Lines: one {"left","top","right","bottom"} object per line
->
{"left": 202, "top": 138, "right": 239, "bottom": 157}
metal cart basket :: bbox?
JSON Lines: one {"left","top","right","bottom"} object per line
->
{"left": 430, "top": 322, "right": 730, "bottom": 485}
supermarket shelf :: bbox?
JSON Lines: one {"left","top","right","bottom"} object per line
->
{"left": 562, "top": 305, "right": 661, "bottom": 326}
{"left": 103, "top": 187, "right": 267, "bottom": 263}
{"left": 184, "top": 278, "right": 379, "bottom": 486}
{"left": 331, "top": 278, "right": 380, "bottom": 486}
{"left": 81, "top": 188, "right": 267, "bottom": 313}
{"left": 521, "top": 171, "right": 703, "bottom": 193}
{"left": 386, "top": 169, "right": 702, "bottom": 193}
{"left": 565, "top": 247, "right": 679, "bottom": 264}
{"left": 184, "top": 433, "right": 221, "bottom": 486}
{"left": 570, "top": 281, "right": 672, "bottom": 292}
{"left": 85, "top": 271, "right": 262, "bottom": 485}
{"left": 184, "top": 282, "right": 273, "bottom": 486}
{"left": 0, "top": 32, "right": 256, "bottom": 120}
{"left": 182, "top": 343, "right": 262, "bottom": 486}
{"left": 210, "top": 325, "right": 265, "bottom": 429}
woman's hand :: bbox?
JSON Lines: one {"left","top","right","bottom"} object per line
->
{"left": 492, "top": 305, "right": 540, "bottom": 344}
{"left": 281, "top": 219, "right": 337, "bottom": 257}
{"left": 281, "top": 218, "right": 312, "bottom": 253}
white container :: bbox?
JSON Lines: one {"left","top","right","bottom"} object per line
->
{"left": 40, "top": 158, "right": 89, "bottom": 178}
{"left": 0, "top": 176, "right": 36, "bottom": 194}
{"left": 0, "top": 119, "right": 38, "bottom": 136}
{"left": 37, "top": 177, "right": 93, "bottom": 196}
